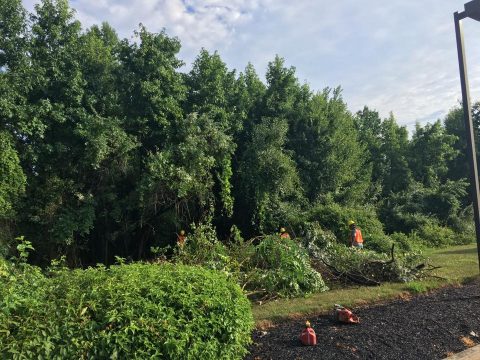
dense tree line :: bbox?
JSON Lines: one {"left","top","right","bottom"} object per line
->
{"left": 0, "top": 0, "right": 476, "bottom": 265}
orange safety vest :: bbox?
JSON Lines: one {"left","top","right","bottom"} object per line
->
{"left": 353, "top": 228, "right": 363, "bottom": 244}
{"left": 177, "top": 235, "right": 186, "bottom": 246}
{"left": 280, "top": 232, "right": 290, "bottom": 239}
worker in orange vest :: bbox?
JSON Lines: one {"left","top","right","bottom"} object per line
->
{"left": 177, "top": 230, "right": 187, "bottom": 248}
{"left": 280, "top": 227, "right": 290, "bottom": 239}
{"left": 348, "top": 220, "right": 363, "bottom": 249}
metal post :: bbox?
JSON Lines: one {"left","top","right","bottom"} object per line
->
{"left": 454, "top": 11, "right": 480, "bottom": 272}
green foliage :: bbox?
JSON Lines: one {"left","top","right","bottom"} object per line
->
{"left": 238, "top": 116, "right": 303, "bottom": 232}
{"left": 0, "top": 0, "right": 28, "bottom": 70}
{"left": 0, "top": 262, "right": 254, "bottom": 359}
{"left": 0, "top": 0, "right": 475, "bottom": 265}
{"left": 380, "top": 180, "right": 469, "bottom": 234}
{"left": 380, "top": 114, "right": 412, "bottom": 195}
{"left": 298, "top": 221, "right": 337, "bottom": 254}
{"left": 0, "top": 131, "right": 26, "bottom": 219}
{"left": 290, "top": 88, "right": 370, "bottom": 203}
{"left": 409, "top": 121, "right": 459, "bottom": 186}
{"left": 246, "top": 235, "right": 328, "bottom": 298}
{"left": 365, "top": 234, "right": 393, "bottom": 254}
{"left": 322, "top": 243, "right": 426, "bottom": 283}
{"left": 390, "top": 232, "right": 424, "bottom": 252}
{"left": 444, "top": 103, "right": 480, "bottom": 184}
{"left": 15, "top": 236, "right": 34, "bottom": 263}
{"left": 404, "top": 281, "right": 428, "bottom": 294}
{"left": 415, "top": 223, "right": 456, "bottom": 247}
{"left": 451, "top": 232, "right": 475, "bottom": 246}
{"left": 308, "top": 202, "right": 385, "bottom": 246}
{"left": 0, "top": 131, "right": 26, "bottom": 253}
{"left": 354, "top": 107, "right": 384, "bottom": 200}
{"left": 174, "top": 221, "right": 231, "bottom": 273}
{"left": 185, "top": 49, "right": 238, "bottom": 217}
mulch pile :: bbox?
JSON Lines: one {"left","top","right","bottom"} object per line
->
{"left": 247, "top": 278, "right": 480, "bottom": 359}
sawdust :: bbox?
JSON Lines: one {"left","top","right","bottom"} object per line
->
{"left": 256, "top": 320, "right": 275, "bottom": 331}
{"left": 397, "top": 292, "right": 412, "bottom": 301}
{"left": 460, "top": 336, "right": 475, "bottom": 348}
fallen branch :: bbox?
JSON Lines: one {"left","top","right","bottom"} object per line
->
{"left": 321, "top": 257, "right": 381, "bottom": 286}
{"left": 320, "top": 244, "right": 435, "bottom": 286}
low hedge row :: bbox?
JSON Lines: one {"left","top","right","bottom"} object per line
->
{"left": 0, "top": 261, "right": 254, "bottom": 359}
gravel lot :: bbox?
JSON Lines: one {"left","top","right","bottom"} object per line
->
{"left": 247, "top": 278, "right": 480, "bottom": 359}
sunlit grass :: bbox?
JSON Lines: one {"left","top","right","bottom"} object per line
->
{"left": 424, "top": 245, "right": 479, "bottom": 281}
{"left": 252, "top": 244, "right": 479, "bottom": 325}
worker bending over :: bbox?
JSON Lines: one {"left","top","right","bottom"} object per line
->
{"left": 280, "top": 227, "right": 290, "bottom": 239}
{"left": 177, "top": 230, "right": 187, "bottom": 248}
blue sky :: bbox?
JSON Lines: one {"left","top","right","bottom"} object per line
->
{"left": 21, "top": 0, "right": 480, "bottom": 130}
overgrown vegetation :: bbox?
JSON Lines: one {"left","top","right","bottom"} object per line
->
{"left": 320, "top": 244, "right": 428, "bottom": 285}
{"left": 1, "top": 241, "right": 254, "bottom": 359}
{"left": 0, "top": 0, "right": 476, "bottom": 267}
{"left": 173, "top": 227, "right": 328, "bottom": 299}
{"left": 252, "top": 244, "right": 479, "bottom": 324}
{"left": 246, "top": 236, "right": 328, "bottom": 298}
{"left": 0, "top": 0, "right": 478, "bottom": 355}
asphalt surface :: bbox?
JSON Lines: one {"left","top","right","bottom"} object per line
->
{"left": 247, "top": 278, "right": 480, "bottom": 359}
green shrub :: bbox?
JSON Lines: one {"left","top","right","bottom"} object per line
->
{"left": 298, "top": 221, "right": 336, "bottom": 248}
{"left": 390, "top": 232, "right": 425, "bottom": 252}
{"left": 0, "top": 240, "right": 8, "bottom": 258}
{"left": 380, "top": 209, "right": 432, "bottom": 235}
{"left": 247, "top": 235, "right": 328, "bottom": 298}
{"left": 416, "top": 223, "right": 456, "bottom": 247}
{"left": 322, "top": 243, "right": 391, "bottom": 273}
{"left": 364, "top": 234, "right": 393, "bottom": 253}
{"left": 1, "top": 263, "right": 254, "bottom": 359}
{"left": 174, "top": 221, "right": 231, "bottom": 272}
{"left": 453, "top": 232, "right": 475, "bottom": 245}
{"left": 308, "top": 203, "right": 385, "bottom": 248}
{"left": 297, "top": 221, "right": 337, "bottom": 259}
{"left": 379, "top": 180, "right": 469, "bottom": 234}
{"left": 224, "top": 229, "right": 257, "bottom": 283}
{"left": 448, "top": 207, "right": 475, "bottom": 245}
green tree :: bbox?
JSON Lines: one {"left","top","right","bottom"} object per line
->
{"left": 409, "top": 121, "right": 458, "bottom": 186}
{"left": 16, "top": 0, "right": 95, "bottom": 261}
{"left": 231, "top": 64, "right": 266, "bottom": 233}
{"left": 185, "top": 49, "right": 239, "bottom": 132}
{"left": 380, "top": 114, "right": 411, "bottom": 195}
{"left": 238, "top": 117, "right": 303, "bottom": 233}
{"left": 76, "top": 23, "right": 138, "bottom": 264}
{"left": 115, "top": 27, "right": 189, "bottom": 258}
{"left": 235, "top": 56, "right": 305, "bottom": 233}
{"left": 290, "top": 88, "right": 370, "bottom": 204}
{"left": 444, "top": 103, "right": 480, "bottom": 182}
{"left": 235, "top": 63, "right": 266, "bottom": 136}
{"left": 0, "top": 131, "right": 26, "bottom": 219}
{"left": 0, "top": 0, "right": 28, "bottom": 70}
{"left": 355, "top": 106, "right": 384, "bottom": 200}
{"left": 184, "top": 50, "right": 239, "bottom": 219}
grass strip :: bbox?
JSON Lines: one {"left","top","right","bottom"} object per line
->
{"left": 252, "top": 244, "right": 479, "bottom": 327}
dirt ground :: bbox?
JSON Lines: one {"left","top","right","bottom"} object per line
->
{"left": 247, "top": 278, "right": 480, "bottom": 360}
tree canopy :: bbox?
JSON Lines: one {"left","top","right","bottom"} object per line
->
{"left": 0, "top": 0, "right": 475, "bottom": 264}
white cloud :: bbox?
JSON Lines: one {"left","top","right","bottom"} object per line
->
{"left": 21, "top": 0, "right": 480, "bottom": 131}
{"left": 75, "top": 0, "right": 264, "bottom": 49}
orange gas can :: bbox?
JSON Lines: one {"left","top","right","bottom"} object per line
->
{"left": 333, "top": 304, "right": 360, "bottom": 324}
{"left": 300, "top": 321, "right": 317, "bottom": 346}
